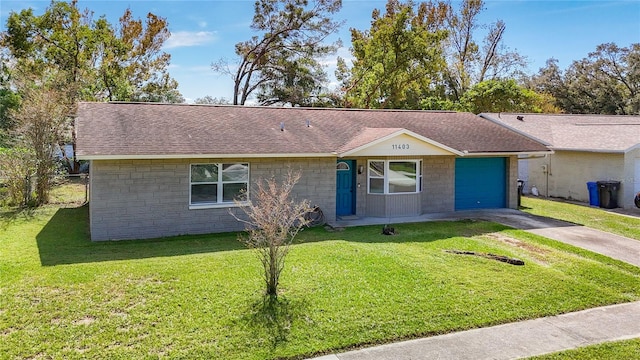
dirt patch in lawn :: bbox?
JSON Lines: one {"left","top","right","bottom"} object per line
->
{"left": 73, "top": 316, "right": 96, "bottom": 326}
{"left": 484, "top": 232, "right": 552, "bottom": 265}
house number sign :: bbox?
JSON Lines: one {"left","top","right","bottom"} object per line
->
{"left": 391, "top": 144, "right": 410, "bottom": 150}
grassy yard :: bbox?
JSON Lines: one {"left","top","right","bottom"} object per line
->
{"left": 528, "top": 339, "right": 640, "bottom": 359}
{"left": 1, "top": 185, "right": 640, "bottom": 359}
{"left": 521, "top": 196, "right": 640, "bottom": 241}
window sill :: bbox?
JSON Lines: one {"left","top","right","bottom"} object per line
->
{"left": 189, "top": 202, "right": 249, "bottom": 210}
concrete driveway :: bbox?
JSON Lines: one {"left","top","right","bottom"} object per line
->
{"left": 472, "top": 210, "right": 640, "bottom": 268}
{"left": 335, "top": 208, "right": 640, "bottom": 267}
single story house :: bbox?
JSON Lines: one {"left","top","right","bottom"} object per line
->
{"left": 76, "top": 102, "right": 550, "bottom": 241}
{"left": 481, "top": 113, "right": 640, "bottom": 211}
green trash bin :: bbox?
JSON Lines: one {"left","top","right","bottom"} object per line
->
{"left": 597, "top": 181, "right": 620, "bottom": 209}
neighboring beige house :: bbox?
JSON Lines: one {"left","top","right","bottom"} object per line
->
{"left": 75, "top": 102, "right": 550, "bottom": 241}
{"left": 482, "top": 113, "right": 640, "bottom": 211}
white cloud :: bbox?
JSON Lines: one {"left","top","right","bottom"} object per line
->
{"left": 164, "top": 31, "right": 217, "bottom": 49}
{"left": 319, "top": 46, "right": 354, "bottom": 67}
{"left": 183, "top": 65, "right": 218, "bottom": 73}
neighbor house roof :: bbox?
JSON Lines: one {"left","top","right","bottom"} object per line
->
{"left": 481, "top": 113, "right": 640, "bottom": 153}
{"left": 76, "top": 102, "right": 550, "bottom": 160}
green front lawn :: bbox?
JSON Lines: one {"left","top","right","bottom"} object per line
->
{"left": 521, "top": 196, "right": 640, "bottom": 241}
{"left": 1, "top": 187, "right": 639, "bottom": 359}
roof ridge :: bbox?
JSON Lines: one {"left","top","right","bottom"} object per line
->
{"left": 84, "top": 101, "right": 460, "bottom": 114}
{"left": 489, "top": 112, "right": 640, "bottom": 118}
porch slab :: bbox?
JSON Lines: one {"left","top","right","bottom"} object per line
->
{"left": 330, "top": 208, "right": 522, "bottom": 228}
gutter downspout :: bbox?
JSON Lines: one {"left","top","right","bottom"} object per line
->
{"left": 544, "top": 154, "right": 551, "bottom": 197}
{"left": 546, "top": 156, "right": 550, "bottom": 197}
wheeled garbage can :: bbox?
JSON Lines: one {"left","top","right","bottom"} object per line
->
{"left": 597, "top": 181, "right": 620, "bottom": 209}
{"left": 586, "top": 181, "right": 599, "bottom": 207}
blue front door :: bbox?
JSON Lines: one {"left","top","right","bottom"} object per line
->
{"left": 336, "top": 160, "right": 355, "bottom": 216}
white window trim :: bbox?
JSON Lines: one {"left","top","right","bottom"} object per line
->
{"left": 189, "top": 163, "right": 250, "bottom": 209}
{"left": 189, "top": 202, "right": 248, "bottom": 210}
{"left": 367, "top": 159, "right": 422, "bottom": 195}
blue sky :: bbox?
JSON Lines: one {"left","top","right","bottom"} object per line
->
{"left": 1, "top": 0, "right": 639, "bottom": 103}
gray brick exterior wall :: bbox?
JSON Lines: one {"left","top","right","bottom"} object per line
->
{"left": 88, "top": 155, "right": 517, "bottom": 241}
{"left": 89, "top": 157, "right": 336, "bottom": 241}
{"left": 422, "top": 156, "right": 456, "bottom": 213}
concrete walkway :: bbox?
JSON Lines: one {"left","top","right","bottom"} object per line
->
{"left": 314, "top": 301, "right": 640, "bottom": 360}
{"left": 316, "top": 208, "right": 640, "bottom": 359}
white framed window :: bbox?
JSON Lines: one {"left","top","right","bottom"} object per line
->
{"left": 368, "top": 160, "right": 422, "bottom": 194}
{"left": 190, "top": 163, "right": 249, "bottom": 207}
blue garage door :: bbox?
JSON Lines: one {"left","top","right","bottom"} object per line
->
{"left": 455, "top": 157, "right": 507, "bottom": 210}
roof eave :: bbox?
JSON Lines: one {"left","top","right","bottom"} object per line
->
{"left": 77, "top": 153, "right": 338, "bottom": 161}
{"left": 461, "top": 150, "right": 553, "bottom": 157}
{"left": 551, "top": 147, "right": 626, "bottom": 154}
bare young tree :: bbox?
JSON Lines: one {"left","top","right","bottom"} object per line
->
{"left": 233, "top": 169, "right": 313, "bottom": 297}
{"left": 0, "top": 147, "right": 36, "bottom": 206}
{"left": 9, "top": 85, "right": 67, "bottom": 205}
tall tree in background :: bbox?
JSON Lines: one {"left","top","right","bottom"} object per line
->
{"left": 255, "top": 54, "right": 330, "bottom": 106}
{"left": 442, "top": 0, "right": 526, "bottom": 101}
{"left": 531, "top": 43, "right": 639, "bottom": 115}
{"left": 110, "top": 9, "right": 183, "bottom": 103}
{"left": 2, "top": 0, "right": 182, "bottom": 107}
{"left": 458, "top": 79, "right": 559, "bottom": 114}
{"left": 0, "top": 54, "right": 21, "bottom": 146}
{"left": 339, "top": 0, "right": 527, "bottom": 110}
{"left": 194, "top": 95, "right": 231, "bottom": 105}
{"left": 212, "top": 0, "right": 342, "bottom": 106}
{"left": 340, "top": 0, "right": 448, "bottom": 109}
{"left": 1, "top": 0, "right": 183, "bottom": 204}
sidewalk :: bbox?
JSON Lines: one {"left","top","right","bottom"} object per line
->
{"left": 313, "top": 301, "right": 640, "bottom": 360}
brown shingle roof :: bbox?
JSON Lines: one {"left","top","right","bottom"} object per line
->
{"left": 75, "top": 102, "right": 549, "bottom": 159}
{"left": 336, "top": 127, "right": 404, "bottom": 154}
{"left": 483, "top": 113, "right": 640, "bottom": 152}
